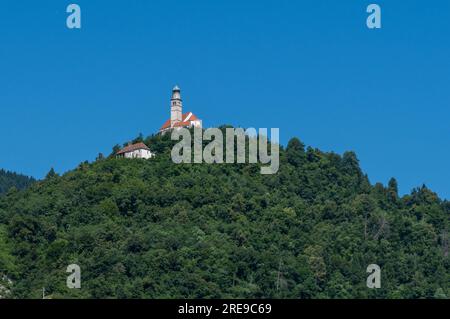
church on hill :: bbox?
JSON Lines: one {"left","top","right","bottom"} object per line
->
{"left": 159, "top": 86, "right": 202, "bottom": 134}
{"left": 115, "top": 86, "right": 202, "bottom": 159}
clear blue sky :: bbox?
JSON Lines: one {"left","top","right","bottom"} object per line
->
{"left": 0, "top": 1, "right": 449, "bottom": 199}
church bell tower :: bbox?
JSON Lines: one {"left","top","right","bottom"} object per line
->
{"left": 170, "top": 85, "right": 183, "bottom": 127}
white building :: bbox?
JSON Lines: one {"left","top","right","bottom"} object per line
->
{"left": 159, "top": 86, "right": 202, "bottom": 134}
{"left": 116, "top": 142, "right": 154, "bottom": 159}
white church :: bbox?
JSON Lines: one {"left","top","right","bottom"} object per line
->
{"left": 159, "top": 85, "right": 202, "bottom": 134}
{"left": 116, "top": 86, "right": 202, "bottom": 159}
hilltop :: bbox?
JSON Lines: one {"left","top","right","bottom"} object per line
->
{"left": 0, "top": 129, "right": 448, "bottom": 298}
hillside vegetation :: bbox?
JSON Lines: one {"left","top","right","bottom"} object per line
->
{"left": 0, "top": 129, "right": 448, "bottom": 299}
{"left": 0, "top": 169, "right": 35, "bottom": 195}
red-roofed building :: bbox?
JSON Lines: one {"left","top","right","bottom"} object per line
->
{"left": 159, "top": 86, "right": 202, "bottom": 134}
{"left": 116, "top": 142, "right": 154, "bottom": 159}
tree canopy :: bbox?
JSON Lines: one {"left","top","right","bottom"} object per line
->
{"left": 0, "top": 130, "right": 448, "bottom": 299}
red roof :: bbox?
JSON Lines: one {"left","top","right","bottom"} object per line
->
{"left": 116, "top": 142, "right": 150, "bottom": 155}
{"left": 160, "top": 112, "right": 200, "bottom": 131}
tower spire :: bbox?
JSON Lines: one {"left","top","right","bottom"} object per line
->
{"left": 170, "top": 85, "right": 182, "bottom": 127}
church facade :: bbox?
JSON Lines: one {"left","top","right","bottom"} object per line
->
{"left": 159, "top": 86, "right": 202, "bottom": 134}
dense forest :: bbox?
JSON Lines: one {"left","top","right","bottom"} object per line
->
{"left": 0, "top": 128, "right": 448, "bottom": 299}
{"left": 0, "top": 169, "right": 35, "bottom": 195}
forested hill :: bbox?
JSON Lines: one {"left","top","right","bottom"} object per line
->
{"left": 0, "top": 169, "right": 35, "bottom": 195}
{"left": 0, "top": 130, "right": 448, "bottom": 299}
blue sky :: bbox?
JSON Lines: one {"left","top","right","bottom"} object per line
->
{"left": 0, "top": 1, "right": 449, "bottom": 199}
